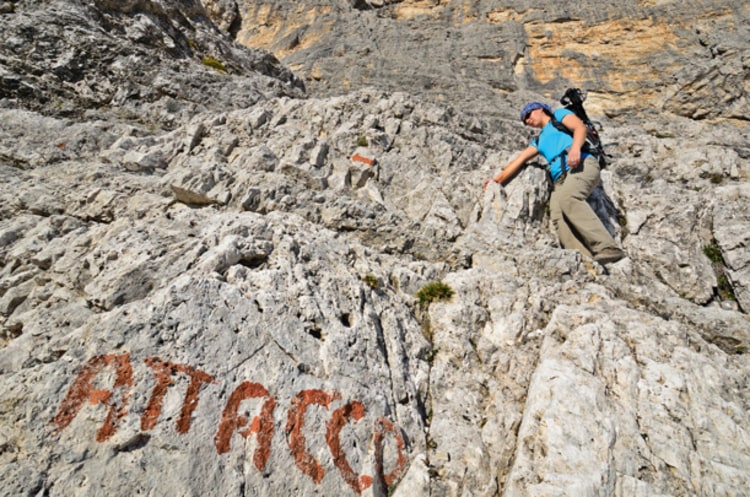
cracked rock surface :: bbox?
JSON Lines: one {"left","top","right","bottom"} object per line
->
{"left": 1, "top": 1, "right": 749, "bottom": 496}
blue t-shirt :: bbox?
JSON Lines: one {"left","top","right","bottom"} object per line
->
{"left": 530, "top": 108, "right": 589, "bottom": 181}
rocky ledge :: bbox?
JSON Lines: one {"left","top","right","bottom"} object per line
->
{"left": 0, "top": 1, "right": 748, "bottom": 496}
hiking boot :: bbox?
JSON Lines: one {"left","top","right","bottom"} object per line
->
{"left": 595, "top": 247, "right": 625, "bottom": 264}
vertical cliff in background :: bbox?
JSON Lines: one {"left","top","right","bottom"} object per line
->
{"left": 1, "top": 1, "right": 749, "bottom": 496}
{"left": 228, "top": 0, "right": 749, "bottom": 121}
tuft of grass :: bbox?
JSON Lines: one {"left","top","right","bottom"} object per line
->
{"left": 703, "top": 243, "right": 723, "bottom": 264}
{"left": 423, "top": 348, "right": 438, "bottom": 363}
{"left": 417, "top": 281, "right": 454, "bottom": 306}
{"left": 717, "top": 274, "right": 737, "bottom": 302}
{"left": 703, "top": 241, "right": 737, "bottom": 302}
{"left": 362, "top": 274, "right": 379, "bottom": 289}
{"left": 356, "top": 135, "right": 368, "bottom": 147}
{"left": 202, "top": 55, "right": 226, "bottom": 73}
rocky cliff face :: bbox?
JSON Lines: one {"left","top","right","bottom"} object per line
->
{"left": 229, "top": 0, "right": 749, "bottom": 121}
{"left": 1, "top": 1, "right": 749, "bottom": 496}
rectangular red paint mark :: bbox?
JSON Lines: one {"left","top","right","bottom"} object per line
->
{"left": 351, "top": 153, "right": 375, "bottom": 166}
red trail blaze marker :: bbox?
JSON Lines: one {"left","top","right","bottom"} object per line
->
{"left": 351, "top": 153, "right": 375, "bottom": 166}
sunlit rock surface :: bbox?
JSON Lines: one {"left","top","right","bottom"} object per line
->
{"left": 1, "top": 1, "right": 748, "bottom": 496}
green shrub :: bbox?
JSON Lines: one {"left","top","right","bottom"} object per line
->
{"left": 417, "top": 281, "right": 454, "bottom": 305}
{"left": 356, "top": 135, "right": 368, "bottom": 147}
{"left": 202, "top": 55, "right": 226, "bottom": 72}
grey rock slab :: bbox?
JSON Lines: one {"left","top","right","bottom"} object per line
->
{"left": 0, "top": 212, "right": 429, "bottom": 496}
{"left": 713, "top": 184, "right": 750, "bottom": 313}
{"left": 1, "top": 0, "right": 749, "bottom": 495}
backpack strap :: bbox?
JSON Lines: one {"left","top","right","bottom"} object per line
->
{"left": 548, "top": 112, "right": 607, "bottom": 166}
{"left": 548, "top": 114, "right": 593, "bottom": 155}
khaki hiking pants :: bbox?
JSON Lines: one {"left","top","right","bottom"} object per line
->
{"left": 550, "top": 156, "right": 619, "bottom": 259}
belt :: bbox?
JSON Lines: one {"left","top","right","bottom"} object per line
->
{"left": 554, "top": 171, "right": 568, "bottom": 185}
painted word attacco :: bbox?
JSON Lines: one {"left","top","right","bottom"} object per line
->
{"left": 52, "top": 352, "right": 407, "bottom": 495}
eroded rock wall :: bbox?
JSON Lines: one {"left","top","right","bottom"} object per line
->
{"left": 0, "top": 1, "right": 748, "bottom": 496}
{"left": 230, "top": 0, "right": 750, "bottom": 120}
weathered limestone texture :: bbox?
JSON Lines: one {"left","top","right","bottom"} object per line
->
{"left": 233, "top": 0, "right": 750, "bottom": 121}
{"left": 1, "top": 0, "right": 748, "bottom": 496}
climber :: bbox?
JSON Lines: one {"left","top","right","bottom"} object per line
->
{"left": 483, "top": 101, "right": 625, "bottom": 264}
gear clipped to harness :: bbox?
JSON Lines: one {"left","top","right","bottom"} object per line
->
{"left": 553, "top": 88, "right": 610, "bottom": 168}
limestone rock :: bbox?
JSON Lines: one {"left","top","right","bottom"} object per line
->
{"left": 713, "top": 184, "right": 750, "bottom": 313}
{"left": 233, "top": 1, "right": 750, "bottom": 121}
{"left": 1, "top": 0, "right": 749, "bottom": 496}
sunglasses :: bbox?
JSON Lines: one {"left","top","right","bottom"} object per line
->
{"left": 523, "top": 108, "right": 539, "bottom": 122}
